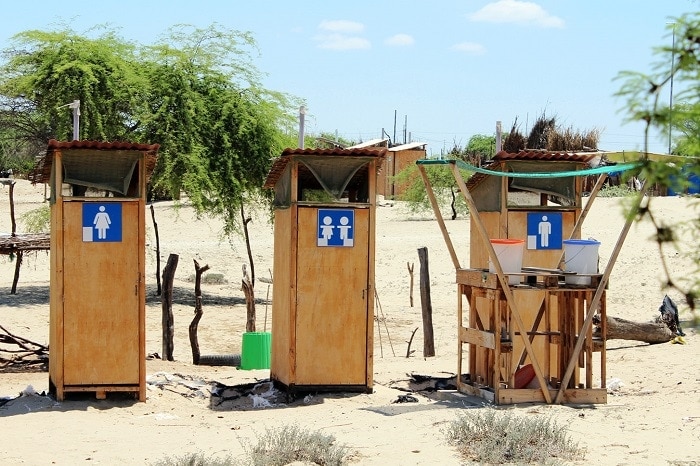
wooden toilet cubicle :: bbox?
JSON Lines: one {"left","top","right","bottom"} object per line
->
{"left": 34, "top": 139, "right": 159, "bottom": 401}
{"left": 263, "top": 147, "right": 387, "bottom": 394}
{"left": 417, "top": 150, "right": 643, "bottom": 405}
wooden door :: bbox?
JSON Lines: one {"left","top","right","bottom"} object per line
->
{"left": 295, "top": 207, "right": 369, "bottom": 385}
{"left": 62, "top": 200, "right": 141, "bottom": 385}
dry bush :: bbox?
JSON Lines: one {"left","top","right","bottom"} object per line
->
{"left": 445, "top": 407, "right": 585, "bottom": 464}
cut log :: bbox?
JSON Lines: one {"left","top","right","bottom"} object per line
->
{"left": 601, "top": 315, "right": 674, "bottom": 344}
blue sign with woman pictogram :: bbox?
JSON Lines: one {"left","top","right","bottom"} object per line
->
{"left": 82, "top": 203, "right": 122, "bottom": 242}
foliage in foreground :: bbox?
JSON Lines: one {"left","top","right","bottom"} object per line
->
{"left": 444, "top": 407, "right": 585, "bottom": 464}
{"left": 152, "top": 424, "right": 350, "bottom": 466}
{"left": 19, "top": 205, "right": 50, "bottom": 233}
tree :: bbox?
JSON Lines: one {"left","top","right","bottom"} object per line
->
{"left": 138, "top": 24, "right": 299, "bottom": 237}
{"left": 466, "top": 134, "right": 496, "bottom": 160}
{"left": 0, "top": 23, "right": 300, "bottom": 236}
{"left": 614, "top": 12, "right": 700, "bottom": 314}
{"left": 0, "top": 25, "right": 145, "bottom": 143}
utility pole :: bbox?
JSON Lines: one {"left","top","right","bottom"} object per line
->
{"left": 68, "top": 100, "right": 80, "bottom": 140}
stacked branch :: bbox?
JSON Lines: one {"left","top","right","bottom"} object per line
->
{"left": 0, "top": 325, "right": 48, "bottom": 372}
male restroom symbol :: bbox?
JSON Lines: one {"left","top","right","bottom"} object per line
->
{"left": 538, "top": 215, "right": 551, "bottom": 248}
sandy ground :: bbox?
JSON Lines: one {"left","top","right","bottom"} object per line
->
{"left": 1, "top": 178, "right": 699, "bottom": 465}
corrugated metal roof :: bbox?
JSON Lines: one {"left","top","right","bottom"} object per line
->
{"left": 388, "top": 142, "right": 427, "bottom": 152}
{"left": 346, "top": 138, "right": 390, "bottom": 149}
{"left": 494, "top": 150, "right": 602, "bottom": 164}
{"left": 31, "top": 139, "right": 160, "bottom": 185}
{"left": 264, "top": 147, "right": 387, "bottom": 189}
{"left": 46, "top": 139, "right": 160, "bottom": 152}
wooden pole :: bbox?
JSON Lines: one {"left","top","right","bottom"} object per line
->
{"left": 9, "top": 181, "right": 17, "bottom": 236}
{"left": 417, "top": 165, "right": 461, "bottom": 269}
{"left": 10, "top": 250, "right": 22, "bottom": 295}
{"left": 418, "top": 247, "right": 435, "bottom": 357}
{"left": 242, "top": 264, "right": 256, "bottom": 332}
{"left": 555, "top": 173, "right": 608, "bottom": 268}
{"left": 189, "top": 259, "right": 210, "bottom": 364}
{"left": 150, "top": 205, "right": 162, "bottom": 296}
{"left": 161, "top": 253, "right": 179, "bottom": 361}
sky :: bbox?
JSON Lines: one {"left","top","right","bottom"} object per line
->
{"left": 1, "top": 1, "right": 695, "bottom": 155}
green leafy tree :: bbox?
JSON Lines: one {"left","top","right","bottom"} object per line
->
{"left": 139, "top": 24, "right": 299, "bottom": 237}
{"left": 0, "top": 23, "right": 300, "bottom": 295}
{"left": 0, "top": 25, "right": 145, "bottom": 142}
{"left": 615, "top": 12, "right": 700, "bottom": 314}
{"left": 466, "top": 134, "right": 496, "bottom": 160}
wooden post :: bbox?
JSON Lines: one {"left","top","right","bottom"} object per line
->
{"left": 418, "top": 247, "right": 435, "bottom": 357}
{"left": 242, "top": 264, "right": 256, "bottom": 332}
{"left": 189, "top": 259, "right": 210, "bottom": 364}
{"left": 10, "top": 250, "right": 22, "bottom": 295}
{"left": 150, "top": 205, "right": 162, "bottom": 296}
{"left": 9, "top": 181, "right": 17, "bottom": 236}
{"left": 161, "top": 253, "right": 179, "bottom": 361}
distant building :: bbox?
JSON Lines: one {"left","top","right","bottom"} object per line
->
{"left": 347, "top": 139, "right": 427, "bottom": 199}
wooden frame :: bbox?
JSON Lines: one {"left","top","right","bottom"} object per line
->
{"left": 417, "top": 157, "right": 649, "bottom": 405}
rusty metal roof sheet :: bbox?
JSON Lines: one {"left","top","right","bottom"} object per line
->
{"left": 264, "top": 147, "right": 387, "bottom": 189}
{"left": 45, "top": 139, "right": 160, "bottom": 152}
{"left": 494, "top": 150, "right": 602, "bottom": 164}
{"left": 31, "top": 139, "right": 160, "bottom": 185}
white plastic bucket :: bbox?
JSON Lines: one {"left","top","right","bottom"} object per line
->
{"left": 563, "top": 239, "right": 600, "bottom": 285}
{"left": 489, "top": 239, "right": 524, "bottom": 285}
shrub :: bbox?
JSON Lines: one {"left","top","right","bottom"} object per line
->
{"left": 151, "top": 425, "right": 350, "bottom": 466}
{"left": 20, "top": 206, "right": 50, "bottom": 232}
{"left": 242, "top": 424, "right": 350, "bottom": 466}
{"left": 445, "top": 407, "right": 585, "bottom": 464}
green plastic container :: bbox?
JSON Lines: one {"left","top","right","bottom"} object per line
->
{"left": 240, "top": 332, "right": 271, "bottom": 370}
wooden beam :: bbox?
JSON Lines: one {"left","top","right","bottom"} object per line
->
{"left": 417, "top": 165, "right": 461, "bottom": 269}
{"left": 556, "top": 173, "right": 608, "bottom": 267}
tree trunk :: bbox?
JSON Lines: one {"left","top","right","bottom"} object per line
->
{"left": 602, "top": 315, "right": 674, "bottom": 344}
{"left": 161, "top": 253, "right": 179, "bottom": 361}
{"left": 189, "top": 259, "right": 210, "bottom": 364}
{"left": 242, "top": 264, "right": 256, "bottom": 332}
{"left": 418, "top": 247, "right": 435, "bottom": 357}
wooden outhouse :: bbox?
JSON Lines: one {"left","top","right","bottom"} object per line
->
{"left": 34, "top": 139, "right": 159, "bottom": 401}
{"left": 263, "top": 147, "right": 386, "bottom": 393}
{"left": 417, "top": 150, "right": 645, "bottom": 405}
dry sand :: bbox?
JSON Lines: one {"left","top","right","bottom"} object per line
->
{"left": 1, "top": 178, "right": 698, "bottom": 465}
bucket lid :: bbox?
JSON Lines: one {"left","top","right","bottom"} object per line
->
{"left": 563, "top": 239, "right": 600, "bottom": 245}
{"left": 490, "top": 238, "right": 525, "bottom": 245}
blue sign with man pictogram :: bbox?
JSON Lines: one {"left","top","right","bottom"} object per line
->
{"left": 526, "top": 212, "right": 562, "bottom": 250}
{"left": 317, "top": 209, "right": 354, "bottom": 247}
{"left": 82, "top": 203, "right": 122, "bottom": 242}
